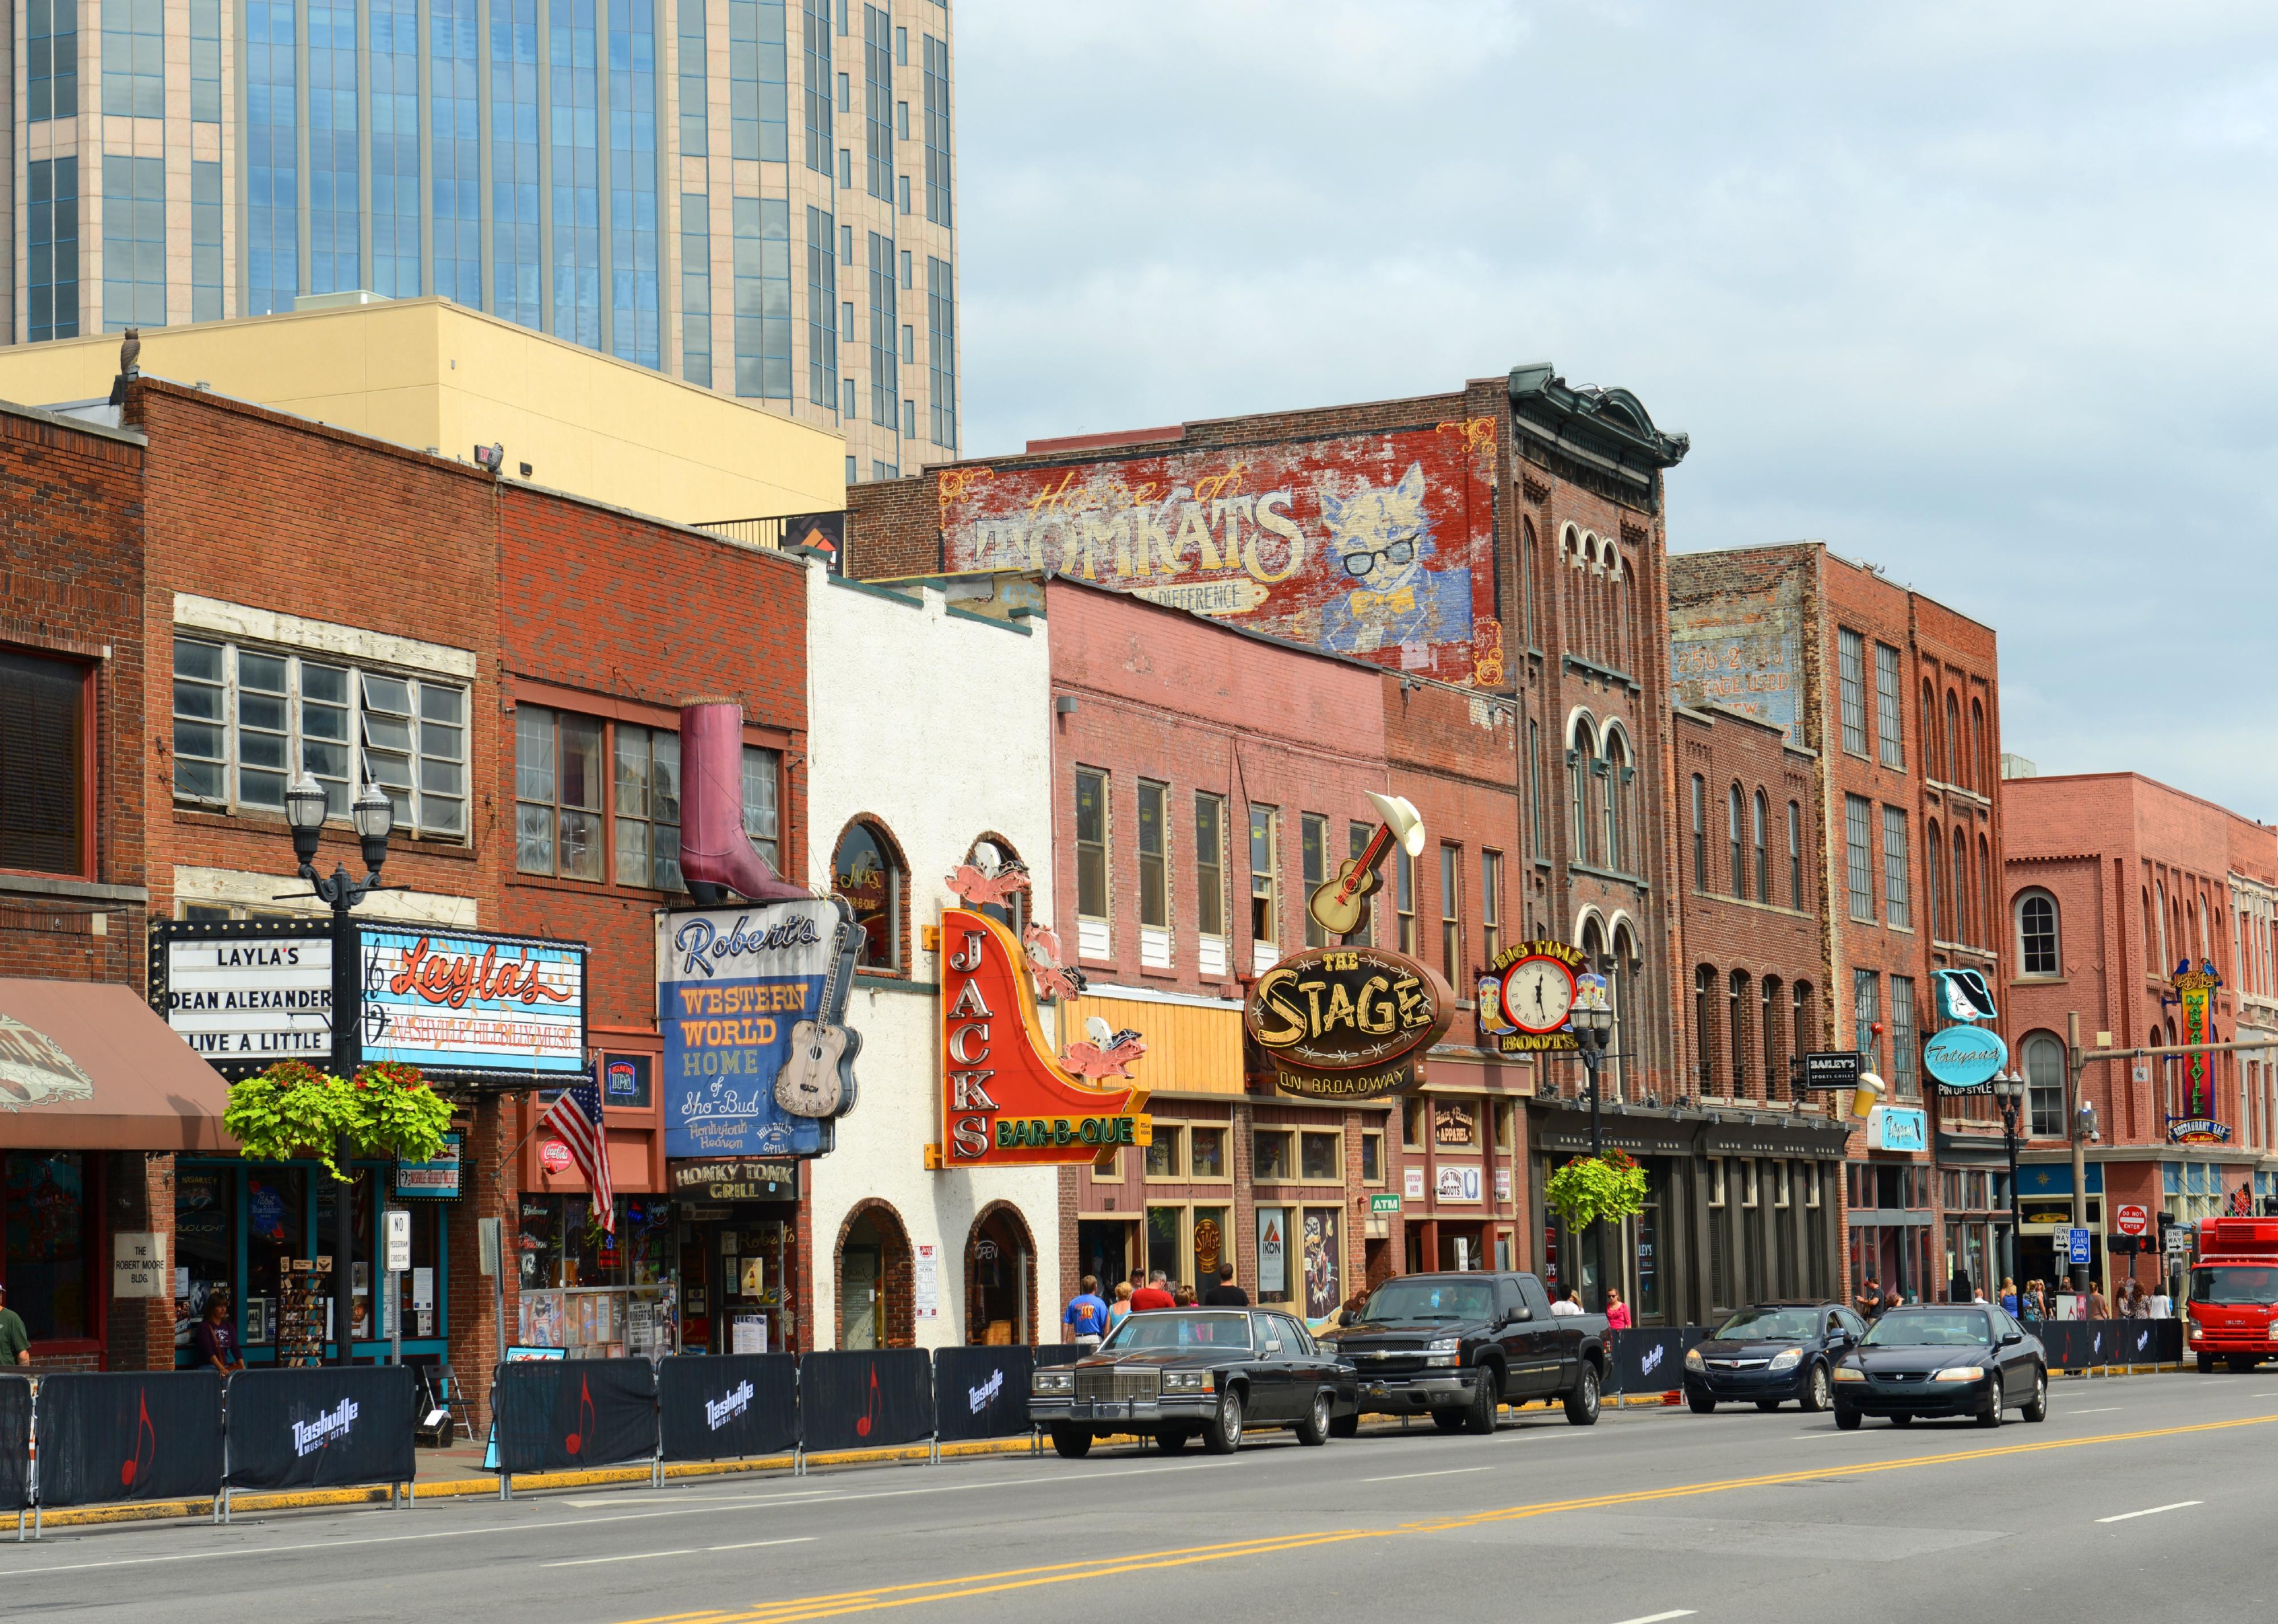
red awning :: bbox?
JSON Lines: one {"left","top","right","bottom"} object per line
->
{"left": 0, "top": 978, "right": 238, "bottom": 1151}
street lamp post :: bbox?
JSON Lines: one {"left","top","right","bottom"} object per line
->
{"left": 1991, "top": 1070, "right": 2025, "bottom": 1291}
{"left": 285, "top": 773, "right": 394, "bottom": 1368}
{"left": 1570, "top": 988, "right": 1616, "bottom": 1316}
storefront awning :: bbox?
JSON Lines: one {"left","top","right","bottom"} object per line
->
{"left": 0, "top": 978, "right": 236, "bottom": 1150}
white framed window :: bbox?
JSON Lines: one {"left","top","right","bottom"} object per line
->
{"left": 1138, "top": 778, "right": 1171, "bottom": 969}
{"left": 1741, "top": 1161, "right": 1759, "bottom": 1208}
{"left": 1774, "top": 1162, "right": 1791, "bottom": 1207}
{"left": 173, "top": 635, "right": 467, "bottom": 838}
{"left": 2023, "top": 1032, "right": 2065, "bottom": 1137}
{"left": 1195, "top": 791, "right": 1227, "bottom": 976}
{"left": 1874, "top": 642, "right": 1904, "bottom": 768}
{"left": 1707, "top": 1160, "right": 1728, "bottom": 1207}
{"left": 1075, "top": 766, "right": 1109, "bottom": 960}
{"left": 2017, "top": 890, "right": 2060, "bottom": 977}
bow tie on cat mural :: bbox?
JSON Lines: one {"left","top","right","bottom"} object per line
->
{"left": 926, "top": 907, "right": 1150, "bottom": 1172}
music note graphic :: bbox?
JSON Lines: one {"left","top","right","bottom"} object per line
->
{"left": 121, "top": 1390, "right": 156, "bottom": 1488}
{"left": 854, "top": 1365, "right": 880, "bottom": 1438}
{"left": 564, "top": 1376, "right": 596, "bottom": 1456}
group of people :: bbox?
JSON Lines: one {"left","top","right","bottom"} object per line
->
{"left": 1855, "top": 1269, "right": 2173, "bottom": 1324}
{"left": 1062, "top": 1264, "right": 1253, "bottom": 1346}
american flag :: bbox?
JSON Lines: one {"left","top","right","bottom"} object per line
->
{"left": 544, "top": 1071, "right": 614, "bottom": 1234}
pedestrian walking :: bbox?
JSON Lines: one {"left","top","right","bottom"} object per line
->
{"left": 1130, "top": 1270, "right": 1175, "bottom": 1311}
{"left": 1107, "top": 1279, "right": 1135, "bottom": 1327}
{"left": 1064, "top": 1275, "right": 1111, "bottom": 1347}
{"left": 2087, "top": 1282, "right": 2109, "bottom": 1319}
{"left": 1201, "top": 1263, "right": 1249, "bottom": 1307}
{"left": 0, "top": 1282, "right": 29, "bottom": 1367}
{"left": 1856, "top": 1274, "right": 1884, "bottom": 1320}
{"left": 1173, "top": 1282, "right": 1198, "bottom": 1307}
{"left": 1605, "top": 1287, "right": 1632, "bottom": 1330}
{"left": 2020, "top": 1282, "right": 2046, "bottom": 1325}
{"left": 1999, "top": 1276, "right": 2019, "bottom": 1315}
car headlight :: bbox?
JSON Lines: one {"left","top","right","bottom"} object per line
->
{"left": 1162, "top": 1369, "right": 1215, "bottom": 1393}
{"left": 2266, "top": 1324, "right": 2278, "bottom": 1344}
{"left": 1426, "top": 1337, "right": 1461, "bottom": 1353}
{"left": 1031, "top": 1369, "right": 1073, "bottom": 1395}
{"left": 1930, "top": 1366, "right": 1986, "bottom": 1382}
{"left": 1768, "top": 1349, "right": 1802, "bottom": 1372}
{"left": 1832, "top": 1366, "right": 1865, "bottom": 1383}
{"left": 1684, "top": 1348, "right": 1705, "bottom": 1372}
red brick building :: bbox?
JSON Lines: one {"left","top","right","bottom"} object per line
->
{"left": 2002, "top": 770, "right": 2278, "bottom": 1295}
{"left": 1671, "top": 543, "right": 2011, "bottom": 1308}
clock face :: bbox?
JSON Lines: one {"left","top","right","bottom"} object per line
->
{"left": 1500, "top": 957, "right": 1577, "bottom": 1035}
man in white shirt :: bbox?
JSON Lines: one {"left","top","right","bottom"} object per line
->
{"left": 1549, "top": 1287, "right": 1584, "bottom": 1317}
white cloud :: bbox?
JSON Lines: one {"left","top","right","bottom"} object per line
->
{"left": 951, "top": 4, "right": 2278, "bottom": 817}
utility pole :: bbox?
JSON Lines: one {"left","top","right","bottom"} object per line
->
{"left": 2067, "top": 1013, "right": 2089, "bottom": 1297}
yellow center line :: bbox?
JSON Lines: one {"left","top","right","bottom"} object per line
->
{"left": 639, "top": 1414, "right": 2275, "bottom": 1624}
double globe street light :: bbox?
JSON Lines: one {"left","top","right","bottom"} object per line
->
{"left": 1570, "top": 977, "right": 1618, "bottom": 1314}
{"left": 1990, "top": 1069, "right": 2026, "bottom": 1293}
{"left": 284, "top": 772, "right": 394, "bottom": 1366}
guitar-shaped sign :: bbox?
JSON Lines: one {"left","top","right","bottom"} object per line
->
{"left": 775, "top": 900, "right": 863, "bottom": 1120}
{"left": 1305, "top": 791, "right": 1425, "bottom": 940}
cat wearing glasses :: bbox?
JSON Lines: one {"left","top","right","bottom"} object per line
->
{"left": 1316, "top": 463, "right": 1473, "bottom": 659}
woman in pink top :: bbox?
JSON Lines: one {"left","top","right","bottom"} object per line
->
{"left": 1605, "top": 1287, "right": 1632, "bottom": 1330}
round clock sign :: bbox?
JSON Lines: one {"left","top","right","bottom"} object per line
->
{"left": 1477, "top": 940, "right": 1589, "bottom": 1055}
{"left": 1500, "top": 953, "right": 1578, "bottom": 1035}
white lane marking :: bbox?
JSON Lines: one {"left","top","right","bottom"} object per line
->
{"left": 2072, "top": 1407, "right": 2121, "bottom": 1414}
{"left": 544, "top": 1536, "right": 814, "bottom": 1568}
{"left": 5, "top": 1462, "right": 1226, "bottom": 1578}
{"left": 1607, "top": 1612, "right": 1697, "bottom": 1624}
{"left": 2096, "top": 1500, "right": 2203, "bottom": 1524}
{"left": 1361, "top": 1466, "right": 1495, "bottom": 1483}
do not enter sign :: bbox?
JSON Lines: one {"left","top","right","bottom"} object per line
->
{"left": 2114, "top": 1203, "right": 2149, "bottom": 1238}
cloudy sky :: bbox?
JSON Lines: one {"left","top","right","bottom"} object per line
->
{"left": 954, "top": 3, "right": 2277, "bottom": 821}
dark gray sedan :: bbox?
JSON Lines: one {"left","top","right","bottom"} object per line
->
{"left": 1832, "top": 1304, "right": 2049, "bottom": 1429}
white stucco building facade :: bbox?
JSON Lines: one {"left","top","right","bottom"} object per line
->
{"left": 802, "top": 561, "right": 1063, "bottom": 1350}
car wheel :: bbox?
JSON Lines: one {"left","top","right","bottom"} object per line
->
{"left": 1755, "top": 1398, "right": 1782, "bottom": 1413}
{"left": 1563, "top": 1361, "right": 1602, "bottom": 1427}
{"left": 1835, "top": 1406, "right": 1862, "bottom": 1431}
{"left": 1889, "top": 1412, "right": 1913, "bottom": 1427}
{"left": 2197, "top": 1352, "right": 2216, "bottom": 1374}
{"left": 1463, "top": 1370, "right": 1501, "bottom": 1435}
{"left": 1050, "top": 1426, "right": 1093, "bottom": 1460}
{"left": 1688, "top": 1393, "right": 1716, "bottom": 1415}
{"left": 2022, "top": 1366, "right": 2049, "bottom": 1424}
{"left": 1802, "top": 1363, "right": 1833, "bottom": 1414}
{"left": 1202, "top": 1388, "right": 1244, "bottom": 1455}
{"left": 1296, "top": 1392, "right": 1333, "bottom": 1447}
{"left": 1328, "top": 1411, "right": 1360, "bottom": 1439}
{"left": 1977, "top": 1389, "right": 2003, "bottom": 1429}
{"left": 1154, "top": 1428, "right": 1190, "bottom": 1453}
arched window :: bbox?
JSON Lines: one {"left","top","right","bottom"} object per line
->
{"left": 1691, "top": 775, "right": 1707, "bottom": 892}
{"left": 2017, "top": 891, "right": 2058, "bottom": 976}
{"left": 1952, "top": 836, "right": 1970, "bottom": 946}
{"left": 1979, "top": 837, "right": 1993, "bottom": 955}
{"left": 1602, "top": 729, "right": 1629, "bottom": 874}
{"left": 1727, "top": 784, "right": 1745, "bottom": 896}
{"left": 965, "top": 834, "right": 1029, "bottom": 937}
{"left": 1787, "top": 800, "right": 1803, "bottom": 910}
{"left": 833, "top": 819, "right": 907, "bottom": 970}
{"left": 1520, "top": 516, "right": 1538, "bottom": 650}
{"left": 1925, "top": 822, "right": 1944, "bottom": 942}
{"left": 1761, "top": 974, "right": 1782, "bottom": 1099}
{"left": 1793, "top": 982, "right": 1814, "bottom": 1067}
{"left": 1920, "top": 679, "right": 1936, "bottom": 774}
{"left": 2023, "top": 1033, "right": 2066, "bottom": 1138}
{"left": 1752, "top": 790, "right": 1769, "bottom": 905}
{"left": 2155, "top": 881, "right": 2169, "bottom": 969}
{"left": 1728, "top": 969, "right": 1752, "bottom": 1099}
{"left": 1944, "top": 692, "right": 1962, "bottom": 786}
{"left": 1609, "top": 923, "right": 1637, "bottom": 1096}
{"left": 1694, "top": 965, "right": 1717, "bottom": 1094}
{"left": 1970, "top": 698, "right": 1989, "bottom": 791}
{"left": 1569, "top": 719, "right": 1597, "bottom": 866}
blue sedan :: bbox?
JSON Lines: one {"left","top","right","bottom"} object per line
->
{"left": 1684, "top": 1300, "right": 1864, "bottom": 1414}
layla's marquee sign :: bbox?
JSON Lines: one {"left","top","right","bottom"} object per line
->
{"left": 1245, "top": 945, "right": 1452, "bottom": 1100}
{"left": 1475, "top": 940, "right": 1587, "bottom": 1055}
{"left": 929, "top": 907, "right": 1150, "bottom": 1169}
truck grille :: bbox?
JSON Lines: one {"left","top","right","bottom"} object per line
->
{"left": 1075, "top": 1365, "right": 1161, "bottom": 1402}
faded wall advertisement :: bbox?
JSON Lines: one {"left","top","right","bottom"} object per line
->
{"left": 1669, "top": 581, "right": 1804, "bottom": 747}
{"left": 935, "top": 422, "right": 1503, "bottom": 686}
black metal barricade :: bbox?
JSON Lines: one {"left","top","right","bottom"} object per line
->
{"left": 222, "top": 1366, "right": 417, "bottom": 1495}
{"left": 1605, "top": 1327, "right": 1688, "bottom": 1398}
{"left": 0, "top": 1376, "right": 28, "bottom": 1517}
{"left": 658, "top": 1354, "right": 799, "bottom": 1463}
{"left": 2037, "top": 1321, "right": 2085, "bottom": 1370}
{"left": 1034, "top": 1344, "right": 1087, "bottom": 1368}
{"left": 35, "top": 1371, "right": 224, "bottom": 1508}
{"left": 493, "top": 1358, "right": 657, "bottom": 1476}
{"left": 798, "top": 1349, "right": 932, "bottom": 1455}
{"left": 932, "top": 1345, "right": 1034, "bottom": 1442}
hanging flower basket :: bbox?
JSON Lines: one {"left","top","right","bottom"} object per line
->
{"left": 1543, "top": 1146, "right": 1648, "bottom": 1232}
{"left": 223, "top": 1058, "right": 455, "bottom": 1179}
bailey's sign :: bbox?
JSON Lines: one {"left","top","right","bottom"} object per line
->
{"left": 1245, "top": 945, "right": 1451, "bottom": 1100}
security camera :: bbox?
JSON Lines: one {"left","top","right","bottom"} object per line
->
{"left": 473, "top": 442, "right": 505, "bottom": 474}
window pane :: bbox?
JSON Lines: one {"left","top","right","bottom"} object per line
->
{"left": 7, "top": 1151, "right": 90, "bottom": 1339}
{"left": 1194, "top": 793, "right": 1224, "bottom": 938}
{"left": 516, "top": 707, "right": 557, "bottom": 802}
{"left": 1300, "top": 1132, "right": 1337, "bottom": 1180}
{"left": 1250, "top": 807, "right": 1276, "bottom": 945}
{"left": 1075, "top": 769, "right": 1107, "bottom": 920}
{"left": 1137, "top": 781, "right": 1167, "bottom": 930}
{"left": 834, "top": 823, "right": 900, "bottom": 968}
{"left": 615, "top": 724, "right": 651, "bottom": 818}
{"left": 1301, "top": 813, "right": 1327, "bottom": 948}
{"left": 558, "top": 716, "right": 603, "bottom": 812}
{"left": 0, "top": 652, "right": 86, "bottom": 874}
{"left": 1190, "top": 1127, "right": 1224, "bottom": 1177}
{"left": 558, "top": 809, "right": 602, "bottom": 880}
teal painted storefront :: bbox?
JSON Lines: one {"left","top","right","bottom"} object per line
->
{"left": 175, "top": 1156, "right": 451, "bottom": 1368}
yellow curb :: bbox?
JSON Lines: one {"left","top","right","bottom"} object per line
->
{"left": 27, "top": 1435, "right": 1044, "bottom": 1529}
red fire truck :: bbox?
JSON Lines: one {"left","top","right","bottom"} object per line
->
{"left": 2187, "top": 1217, "right": 2278, "bottom": 1373}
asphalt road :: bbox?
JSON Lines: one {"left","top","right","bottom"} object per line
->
{"left": 9, "top": 1373, "right": 2278, "bottom": 1624}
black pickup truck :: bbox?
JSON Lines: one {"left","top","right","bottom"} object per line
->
{"left": 1324, "top": 1272, "right": 1607, "bottom": 1434}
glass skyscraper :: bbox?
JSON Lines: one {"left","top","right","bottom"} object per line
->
{"left": 11, "top": 0, "right": 955, "bottom": 479}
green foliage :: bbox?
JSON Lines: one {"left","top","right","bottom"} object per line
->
{"left": 223, "top": 1059, "right": 455, "bottom": 1180}
{"left": 1544, "top": 1148, "right": 1648, "bottom": 1232}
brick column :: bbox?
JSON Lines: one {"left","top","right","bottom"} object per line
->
{"left": 446, "top": 1095, "right": 519, "bottom": 1435}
